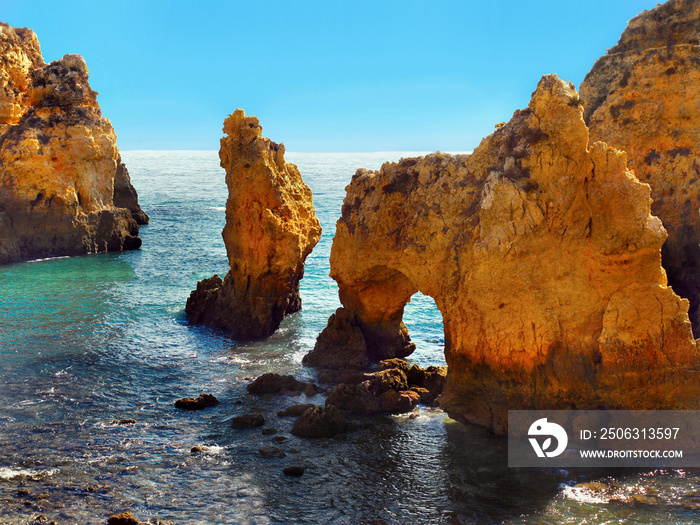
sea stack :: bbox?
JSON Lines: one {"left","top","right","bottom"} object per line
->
{"left": 0, "top": 23, "right": 148, "bottom": 264}
{"left": 580, "top": 0, "right": 700, "bottom": 334}
{"left": 307, "top": 75, "right": 700, "bottom": 434}
{"left": 186, "top": 109, "right": 322, "bottom": 339}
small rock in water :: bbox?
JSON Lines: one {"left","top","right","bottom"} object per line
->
{"left": 272, "top": 435, "right": 288, "bottom": 444}
{"left": 304, "top": 382, "right": 322, "bottom": 396}
{"left": 174, "top": 393, "right": 219, "bottom": 410}
{"left": 111, "top": 419, "right": 136, "bottom": 425}
{"left": 247, "top": 373, "right": 306, "bottom": 395}
{"left": 278, "top": 403, "right": 316, "bottom": 417}
{"left": 85, "top": 484, "right": 110, "bottom": 493}
{"left": 291, "top": 405, "right": 347, "bottom": 438}
{"left": 107, "top": 512, "right": 140, "bottom": 525}
{"left": 378, "top": 389, "right": 420, "bottom": 413}
{"left": 259, "top": 446, "right": 286, "bottom": 458}
{"left": 190, "top": 445, "right": 210, "bottom": 454}
{"left": 262, "top": 428, "right": 277, "bottom": 435}
{"left": 231, "top": 413, "right": 265, "bottom": 429}
{"left": 283, "top": 466, "right": 305, "bottom": 477}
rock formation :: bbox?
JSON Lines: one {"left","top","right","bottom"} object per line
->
{"left": 185, "top": 109, "right": 322, "bottom": 338}
{"left": 580, "top": 0, "right": 700, "bottom": 334}
{"left": 308, "top": 74, "right": 700, "bottom": 433}
{"left": 0, "top": 23, "right": 148, "bottom": 264}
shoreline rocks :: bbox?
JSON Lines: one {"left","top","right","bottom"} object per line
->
{"left": 185, "top": 109, "right": 321, "bottom": 339}
{"left": 0, "top": 23, "right": 147, "bottom": 265}
{"left": 321, "top": 360, "right": 445, "bottom": 416}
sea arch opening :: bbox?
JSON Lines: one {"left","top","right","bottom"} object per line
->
{"left": 403, "top": 292, "right": 446, "bottom": 367}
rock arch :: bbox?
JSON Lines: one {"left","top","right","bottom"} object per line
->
{"left": 305, "top": 75, "right": 700, "bottom": 433}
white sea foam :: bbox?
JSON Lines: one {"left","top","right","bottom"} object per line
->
{"left": 0, "top": 467, "right": 58, "bottom": 480}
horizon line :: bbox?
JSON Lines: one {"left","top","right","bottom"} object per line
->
{"left": 120, "top": 149, "right": 474, "bottom": 154}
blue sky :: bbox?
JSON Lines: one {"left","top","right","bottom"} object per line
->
{"left": 4, "top": 1, "right": 660, "bottom": 151}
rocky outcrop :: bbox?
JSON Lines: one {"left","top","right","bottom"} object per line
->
{"left": 0, "top": 23, "right": 147, "bottom": 264}
{"left": 322, "top": 360, "right": 444, "bottom": 415}
{"left": 174, "top": 393, "right": 219, "bottom": 410}
{"left": 309, "top": 74, "right": 700, "bottom": 433}
{"left": 114, "top": 156, "right": 149, "bottom": 225}
{"left": 302, "top": 307, "right": 373, "bottom": 369}
{"left": 580, "top": 0, "right": 700, "bottom": 334}
{"left": 185, "top": 109, "right": 322, "bottom": 338}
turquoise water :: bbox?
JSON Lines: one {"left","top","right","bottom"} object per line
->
{"left": 1, "top": 151, "right": 699, "bottom": 523}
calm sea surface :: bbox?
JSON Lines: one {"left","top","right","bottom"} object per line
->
{"left": 0, "top": 151, "right": 699, "bottom": 523}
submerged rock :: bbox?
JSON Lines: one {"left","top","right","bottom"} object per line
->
{"left": 278, "top": 403, "right": 317, "bottom": 417}
{"left": 259, "top": 446, "right": 286, "bottom": 458}
{"left": 283, "top": 465, "right": 305, "bottom": 477}
{"left": 185, "top": 109, "right": 321, "bottom": 338}
{"left": 311, "top": 74, "right": 700, "bottom": 433}
{"left": 174, "top": 393, "right": 219, "bottom": 410}
{"left": 580, "top": 0, "right": 700, "bottom": 335}
{"left": 110, "top": 419, "right": 136, "bottom": 426}
{"left": 0, "top": 23, "right": 147, "bottom": 264}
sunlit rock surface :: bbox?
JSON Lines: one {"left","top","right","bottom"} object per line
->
{"left": 580, "top": 0, "right": 700, "bottom": 334}
{"left": 186, "top": 109, "right": 322, "bottom": 338}
{"left": 310, "top": 75, "right": 699, "bottom": 433}
{"left": 0, "top": 23, "right": 147, "bottom": 264}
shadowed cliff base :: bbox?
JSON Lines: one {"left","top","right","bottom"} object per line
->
{"left": 186, "top": 109, "right": 322, "bottom": 339}
{"left": 580, "top": 0, "right": 700, "bottom": 336}
{"left": 305, "top": 74, "right": 700, "bottom": 434}
{"left": 0, "top": 23, "right": 147, "bottom": 264}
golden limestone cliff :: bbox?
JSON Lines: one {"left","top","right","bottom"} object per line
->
{"left": 580, "top": 0, "right": 700, "bottom": 334}
{"left": 186, "top": 109, "right": 322, "bottom": 339}
{"left": 0, "top": 23, "right": 147, "bottom": 264}
{"left": 305, "top": 75, "right": 700, "bottom": 433}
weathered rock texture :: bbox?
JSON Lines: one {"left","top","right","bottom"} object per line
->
{"left": 0, "top": 23, "right": 147, "bottom": 264}
{"left": 580, "top": 0, "right": 700, "bottom": 334}
{"left": 186, "top": 109, "right": 322, "bottom": 338}
{"left": 310, "top": 74, "right": 700, "bottom": 433}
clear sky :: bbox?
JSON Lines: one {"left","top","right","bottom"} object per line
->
{"left": 4, "top": 0, "right": 661, "bottom": 152}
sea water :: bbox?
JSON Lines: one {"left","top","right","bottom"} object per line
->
{"left": 0, "top": 151, "right": 699, "bottom": 523}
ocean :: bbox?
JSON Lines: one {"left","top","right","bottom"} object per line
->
{"left": 0, "top": 150, "right": 699, "bottom": 523}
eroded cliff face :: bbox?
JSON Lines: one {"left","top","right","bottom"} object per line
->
{"left": 186, "top": 109, "right": 322, "bottom": 338}
{"left": 580, "top": 0, "right": 700, "bottom": 334}
{"left": 0, "top": 23, "right": 147, "bottom": 264}
{"left": 309, "top": 75, "right": 700, "bottom": 433}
